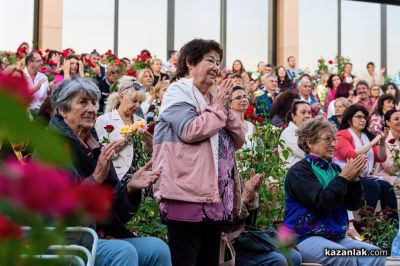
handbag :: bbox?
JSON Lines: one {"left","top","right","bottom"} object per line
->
{"left": 233, "top": 226, "right": 278, "bottom": 253}
{"left": 219, "top": 232, "right": 236, "bottom": 266}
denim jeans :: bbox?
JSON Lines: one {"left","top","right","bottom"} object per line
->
{"left": 95, "top": 237, "right": 171, "bottom": 266}
{"left": 236, "top": 248, "right": 302, "bottom": 266}
{"left": 298, "top": 236, "right": 385, "bottom": 266}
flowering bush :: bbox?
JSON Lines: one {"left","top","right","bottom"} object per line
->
{"left": 335, "top": 55, "right": 351, "bottom": 74}
{"left": 316, "top": 57, "right": 334, "bottom": 74}
{"left": 0, "top": 71, "right": 116, "bottom": 264}
{"left": 236, "top": 124, "right": 291, "bottom": 228}
{"left": 131, "top": 50, "right": 152, "bottom": 71}
{"left": 0, "top": 51, "right": 17, "bottom": 66}
{"left": 100, "top": 49, "right": 118, "bottom": 65}
{"left": 0, "top": 159, "right": 113, "bottom": 265}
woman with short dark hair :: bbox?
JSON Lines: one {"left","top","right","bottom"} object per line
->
{"left": 154, "top": 39, "right": 250, "bottom": 266}
{"left": 334, "top": 104, "right": 398, "bottom": 222}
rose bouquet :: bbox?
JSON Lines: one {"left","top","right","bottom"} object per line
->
{"left": 120, "top": 121, "right": 150, "bottom": 168}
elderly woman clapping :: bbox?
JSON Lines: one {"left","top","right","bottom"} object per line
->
{"left": 153, "top": 39, "right": 248, "bottom": 266}
{"left": 96, "top": 76, "right": 151, "bottom": 182}
{"left": 283, "top": 117, "right": 384, "bottom": 266}
{"left": 49, "top": 78, "right": 171, "bottom": 266}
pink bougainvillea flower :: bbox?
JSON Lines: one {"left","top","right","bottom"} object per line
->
{"left": 73, "top": 183, "right": 113, "bottom": 221}
{"left": 4, "top": 159, "right": 78, "bottom": 217}
{"left": 0, "top": 72, "right": 32, "bottom": 105}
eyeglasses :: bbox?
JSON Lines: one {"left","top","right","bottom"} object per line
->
{"left": 231, "top": 95, "right": 249, "bottom": 101}
{"left": 109, "top": 71, "right": 118, "bottom": 75}
{"left": 319, "top": 136, "right": 338, "bottom": 143}
{"left": 353, "top": 115, "right": 367, "bottom": 120}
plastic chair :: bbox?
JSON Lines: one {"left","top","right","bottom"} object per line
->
{"left": 22, "top": 226, "right": 98, "bottom": 266}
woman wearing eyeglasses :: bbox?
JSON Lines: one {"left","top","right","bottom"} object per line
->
{"left": 283, "top": 117, "right": 384, "bottom": 266}
{"left": 229, "top": 86, "right": 254, "bottom": 149}
{"left": 279, "top": 100, "right": 312, "bottom": 167}
{"left": 334, "top": 104, "right": 398, "bottom": 222}
{"left": 95, "top": 76, "right": 152, "bottom": 182}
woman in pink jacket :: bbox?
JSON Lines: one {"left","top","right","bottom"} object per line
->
{"left": 153, "top": 39, "right": 262, "bottom": 266}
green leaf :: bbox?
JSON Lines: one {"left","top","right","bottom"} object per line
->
{"left": 0, "top": 92, "right": 70, "bottom": 166}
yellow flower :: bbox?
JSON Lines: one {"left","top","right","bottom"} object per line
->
{"left": 253, "top": 90, "right": 264, "bottom": 97}
{"left": 120, "top": 125, "right": 131, "bottom": 136}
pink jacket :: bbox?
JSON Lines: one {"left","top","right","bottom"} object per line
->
{"left": 152, "top": 78, "right": 245, "bottom": 203}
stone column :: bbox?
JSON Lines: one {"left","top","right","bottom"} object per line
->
{"left": 276, "top": 0, "right": 299, "bottom": 67}
{"left": 38, "top": 0, "right": 63, "bottom": 50}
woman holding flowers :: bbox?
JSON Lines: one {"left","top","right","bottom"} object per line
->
{"left": 50, "top": 77, "right": 171, "bottom": 266}
{"left": 95, "top": 76, "right": 152, "bottom": 183}
{"left": 153, "top": 39, "right": 263, "bottom": 266}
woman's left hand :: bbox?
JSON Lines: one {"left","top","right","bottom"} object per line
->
{"left": 242, "top": 170, "right": 265, "bottom": 204}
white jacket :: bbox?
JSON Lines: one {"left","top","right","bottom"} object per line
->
{"left": 95, "top": 109, "right": 144, "bottom": 180}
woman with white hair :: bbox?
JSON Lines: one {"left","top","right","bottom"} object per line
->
{"left": 49, "top": 77, "right": 171, "bottom": 266}
{"left": 96, "top": 76, "right": 151, "bottom": 182}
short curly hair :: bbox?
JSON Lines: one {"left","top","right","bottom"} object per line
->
{"left": 297, "top": 116, "right": 337, "bottom": 153}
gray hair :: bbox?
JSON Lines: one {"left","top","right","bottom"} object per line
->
{"left": 261, "top": 73, "right": 277, "bottom": 82}
{"left": 297, "top": 116, "right": 337, "bottom": 153}
{"left": 298, "top": 76, "right": 311, "bottom": 88}
{"left": 51, "top": 78, "right": 101, "bottom": 112}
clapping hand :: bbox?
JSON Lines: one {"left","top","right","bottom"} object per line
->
{"left": 242, "top": 169, "right": 265, "bottom": 204}
{"left": 340, "top": 155, "right": 368, "bottom": 182}
{"left": 214, "top": 79, "right": 235, "bottom": 109}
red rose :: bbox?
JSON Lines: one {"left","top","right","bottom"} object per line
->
{"left": 388, "top": 138, "right": 396, "bottom": 144}
{"left": 4, "top": 51, "right": 10, "bottom": 57}
{"left": 107, "top": 49, "right": 112, "bottom": 54}
{"left": 0, "top": 214, "right": 22, "bottom": 240}
{"left": 104, "top": 124, "right": 114, "bottom": 133}
{"left": 328, "top": 60, "right": 333, "bottom": 65}
{"left": 256, "top": 116, "right": 265, "bottom": 123}
{"left": 127, "top": 69, "right": 137, "bottom": 77}
{"left": 247, "top": 105, "right": 255, "bottom": 112}
{"left": 40, "top": 66, "right": 47, "bottom": 74}
{"left": 45, "top": 49, "right": 50, "bottom": 53}
{"left": 48, "top": 59, "right": 57, "bottom": 67}
{"left": 61, "top": 49, "right": 69, "bottom": 57}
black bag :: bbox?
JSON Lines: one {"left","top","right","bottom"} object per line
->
{"left": 233, "top": 226, "right": 278, "bottom": 253}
